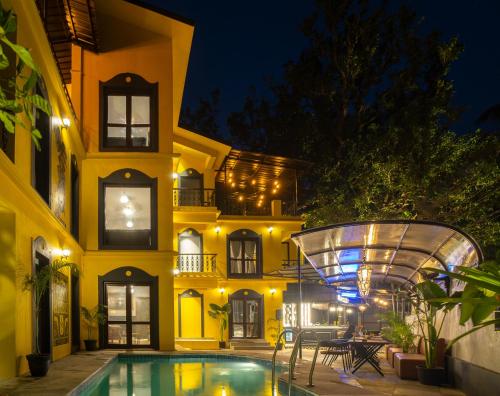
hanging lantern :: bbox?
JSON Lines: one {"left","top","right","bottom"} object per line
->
{"left": 357, "top": 263, "right": 372, "bottom": 297}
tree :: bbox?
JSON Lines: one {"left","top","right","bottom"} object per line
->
{"left": 0, "top": 2, "right": 51, "bottom": 149}
{"left": 225, "top": 0, "right": 499, "bottom": 254}
{"left": 179, "top": 89, "right": 223, "bottom": 141}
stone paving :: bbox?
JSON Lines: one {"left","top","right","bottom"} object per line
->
{"left": 0, "top": 348, "right": 466, "bottom": 396}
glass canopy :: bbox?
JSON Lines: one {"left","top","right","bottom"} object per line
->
{"left": 290, "top": 220, "right": 482, "bottom": 289}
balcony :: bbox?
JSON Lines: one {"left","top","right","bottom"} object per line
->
{"left": 219, "top": 198, "right": 298, "bottom": 216}
{"left": 176, "top": 254, "right": 217, "bottom": 273}
{"left": 173, "top": 188, "right": 215, "bottom": 207}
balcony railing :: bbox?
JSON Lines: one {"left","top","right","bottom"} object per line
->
{"left": 220, "top": 199, "right": 298, "bottom": 216}
{"left": 173, "top": 188, "right": 216, "bottom": 207}
{"left": 176, "top": 254, "right": 217, "bottom": 273}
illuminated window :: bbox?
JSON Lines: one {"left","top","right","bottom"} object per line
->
{"left": 227, "top": 229, "right": 262, "bottom": 278}
{"left": 100, "top": 73, "right": 158, "bottom": 151}
{"left": 99, "top": 169, "right": 157, "bottom": 249}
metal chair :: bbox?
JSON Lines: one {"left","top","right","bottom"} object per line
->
{"left": 321, "top": 340, "right": 353, "bottom": 372}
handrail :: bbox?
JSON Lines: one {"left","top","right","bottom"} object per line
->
{"left": 271, "top": 329, "right": 321, "bottom": 396}
{"left": 271, "top": 328, "right": 297, "bottom": 395}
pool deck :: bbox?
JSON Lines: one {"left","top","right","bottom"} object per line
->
{"left": 0, "top": 349, "right": 465, "bottom": 396}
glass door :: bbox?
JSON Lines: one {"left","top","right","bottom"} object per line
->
{"left": 230, "top": 298, "right": 261, "bottom": 339}
{"left": 105, "top": 283, "right": 151, "bottom": 347}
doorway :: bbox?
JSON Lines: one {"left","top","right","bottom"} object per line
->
{"left": 35, "top": 252, "right": 51, "bottom": 356}
{"left": 99, "top": 267, "right": 159, "bottom": 349}
{"left": 179, "top": 168, "right": 203, "bottom": 206}
{"left": 229, "top": 289, "right": 263, "bottom": 339}
{"left": 178, "top": 289, "right": 204, "bottom": 338}
{"left": 178, "top": 229, "right": 202, "bottom": 272}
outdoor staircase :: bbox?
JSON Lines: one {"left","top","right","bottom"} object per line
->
{"left": 229, "top": 339, "right": 275, "bottom": 350}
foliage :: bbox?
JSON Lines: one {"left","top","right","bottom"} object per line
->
{"left": 423, "top": 260, "right": 500, "bottom": 345}
{"left": 266, "top": 316, "right": 282, "bottom": 346}
{"left": 180, "top": 89, "right": 223, "bottom": 141}
{"left": 81, "top": 305, "right": 106, "bottom": 340}
{"left": 208, "top": 302, "right": 231, "bottom": 342}
{"left": 379, "top": 311, "right": 415, "bottom": 353}
{"left": 0, "top": 1, "right": 51, "bottom": 150}
{"left": 22, "top": 258, "right": 79, "bottom": 355}
{"left": 410, "top": 272, "right": 500, "bottom": 368}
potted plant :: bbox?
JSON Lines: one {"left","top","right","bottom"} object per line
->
{"left": 81, "top": 305, "right": 106, "bottom": 351}
{"left": 380, "top": 311, "right": 415, "bottom": 353}
{"left": 409, "top": 262, "right": 500, "bottom": 387}
{"left": 267, "top": 317, "right": 283, "bottom": 350}
{"left": 22, "top": 258, "right": 78, "bottom": 376}
{"left": 208, "top": 303, "right": 231, "bottom": 349}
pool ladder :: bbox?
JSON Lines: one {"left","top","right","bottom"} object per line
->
{"left": 271, "top": 329, "right": 322, "bottom": 396}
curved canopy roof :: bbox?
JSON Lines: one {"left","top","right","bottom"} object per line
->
{"left": 291, "top": 220, "right": 482, "bottom": 289}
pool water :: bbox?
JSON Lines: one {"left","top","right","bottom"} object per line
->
{"left": 77, "top": 355, "right": 309, "bottom": 396}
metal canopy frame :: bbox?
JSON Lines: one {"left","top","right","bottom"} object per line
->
{"left": 290, "top": 220, "right": 483, "bottom": 290}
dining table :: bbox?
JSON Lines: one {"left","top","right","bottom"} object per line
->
{"left": 349, "top": 338, "right": 390, "bottom": 376}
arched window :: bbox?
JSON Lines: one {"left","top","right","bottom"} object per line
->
{"left": 178, "top": 228, "right": 203, "bottom": 272}
{"left": 98, "top": 168, "right": 157, "bottom": 250}
{"left": 100, "top": 73, "right": 158, "bottom": 151}
{"left": 227, "top": 229, "right": 262, "bottom": 278}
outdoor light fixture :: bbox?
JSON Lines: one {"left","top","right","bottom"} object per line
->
{"left": 358, "top": 305, "right": 367, "bottom": 312}
{"left": 251, "top": 179, "right": 256, "bottom": 185}
{"left": 357, "top": 249, "right": 372, "bottom": 297}
{"left": 215, "top": 226, "right": 221, "bottom": 234}
{"left": 238, "top": 195, "right": 244, "bottom": 202}
{"left": 62, "top": 117, "right": 71, "bottom": 127}
{"left": 268, "top": 226, "right": 274, "bottom": 233}
{"left": 172, "top": 172, "right": 178, "bottom": 179}
{"left": 219, "top": 288, "right": 225, "bottom": 295}
{"left": 173, "top": 268, "right": 180, "bottom": 275}
{"left": 373, "top": 297, "right": 379, "bottom": 302}
{"left": 53, "top": 248, "right": 71, "bottom": 257}
{"left": 51, "top": 116, "right": 63, "bottom": 126}
{"left": 270, "top": 288, "right": 276, "bottom": 295}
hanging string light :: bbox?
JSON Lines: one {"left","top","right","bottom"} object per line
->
{"left": 357, "top": 249, "right": 372, "bottom": 298}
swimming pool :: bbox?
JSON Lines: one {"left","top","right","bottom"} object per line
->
{"left": 72, "top": 354, "right": 314, "bottom": 396}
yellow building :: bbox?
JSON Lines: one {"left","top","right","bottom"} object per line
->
{"left": 0, "top": 0, "right": 305, "bottom": 380}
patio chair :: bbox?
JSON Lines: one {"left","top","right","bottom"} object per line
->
{"left": 321, "top": 340, "right": 353, "bottom": 373}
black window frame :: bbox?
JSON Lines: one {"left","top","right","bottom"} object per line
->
{"left": 98, "top": 168, "right": 158, "bottom": 250}
{"left": 99, "top": 73, "right": 158, "bottom": 152}
{"left": 227, "top": 229, "right": 263, "bottom": 279}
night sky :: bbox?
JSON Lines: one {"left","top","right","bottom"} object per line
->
{"left": 146, "top": 0, "right": 500, "bottom": 135}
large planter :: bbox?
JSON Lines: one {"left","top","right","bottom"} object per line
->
{"left": 26, "top": 354, "right": 50, "bottom": 377}
{"left": 219, "top": 341, "right": 226, "bottom": 349}
{"left": 416, "top": 365, "right": 446, "bottom": 386}
{"left": 84, "top": 339, "right": 98, "bottom": 351}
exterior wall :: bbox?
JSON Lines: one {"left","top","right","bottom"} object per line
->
{"left": 438, "top": 308, "right": 500, "bottom": 373}
{"left": 0, "top": 0, "right": 85, "bottom": 378}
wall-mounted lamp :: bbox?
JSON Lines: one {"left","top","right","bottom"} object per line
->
{"left": 62, "top": 118, "right": 71, "bottom": 127}
{"left": 52, "top": 248, "right": 71, "bottom": 257}
{"left": 270, "top": 288, "right": 276, "bottom": 295}
{"left": 215, "top": 226, "right": 221, "bottom": 234}
{"left": 267, "top": 226, "right": 274, "bottom": 234}
{"left": 173, "top": 268, "right": 180, "bottom": 275}
{"left": 219, "top": 287, "right": 225, "bottom": 295}
{"left": 172, "top": 172, "right": 178, "bottom": 179}
{"left": 52, "top": 116, "right": 62, "bottom": 127}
